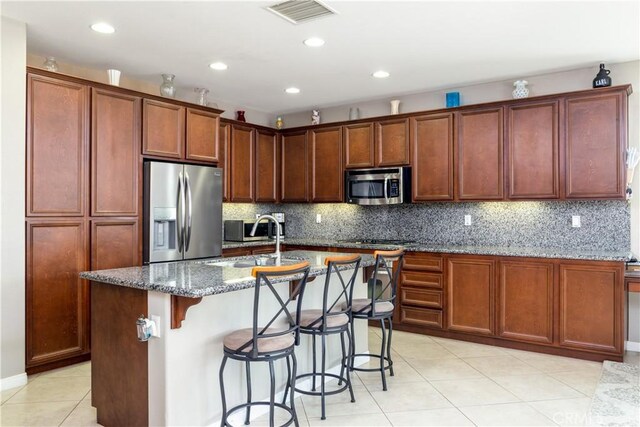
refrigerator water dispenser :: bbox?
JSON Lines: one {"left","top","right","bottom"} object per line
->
{"left": 153, "top": 207, "right": 177, "bottom": 251}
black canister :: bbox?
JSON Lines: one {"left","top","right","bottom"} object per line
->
{"left": 593, "top": 63, "right": 612, "bottom": 88}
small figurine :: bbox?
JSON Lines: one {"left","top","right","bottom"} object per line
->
{"left": 311, "top": 109, "right": 320, "bottom": 125}
{"left": 236, "top": 110, "right": 246, "bottom": 122}
{"left": 593, "top": 63, "right": 612, "bottom": 88}
{"left": 275, "top": 116, "right": 284, "bottom": 129}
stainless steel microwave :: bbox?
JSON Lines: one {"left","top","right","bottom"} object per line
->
{"left": 345, "top": 167, "right": 411, "bottom": 205}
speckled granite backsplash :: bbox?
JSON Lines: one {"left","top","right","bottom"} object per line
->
{"left": 223, "top": 201, "right": 630, "bottom": 251}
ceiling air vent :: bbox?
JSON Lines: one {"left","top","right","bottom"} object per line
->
{"left": 267, "top": 0, "right": 337, "bottom": 24}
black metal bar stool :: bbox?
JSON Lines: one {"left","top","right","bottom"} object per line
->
{"left": 349, "top": 249, "right": 404, "bottom": 391}
{"left": 219, "top": 261, "right": 311, "bottom": 427}
{"left": 285, "top": 255, "right": 362, "bottom": 421}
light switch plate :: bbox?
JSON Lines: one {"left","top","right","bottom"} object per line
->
{"left": 464, "top": 215, "right": 472, "bottom": 226}
{"left": 316, "top": 214, "right": 322, "bottom": 224}
{"left": 572, "top": 215, "right": 581, "bottom": 228}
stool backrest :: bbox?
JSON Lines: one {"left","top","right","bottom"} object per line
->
{"left": 236, "top": 261, "right": 311, "bottom": 357}
{"left": 308, "top": 255, "right": 362, "bottom": 331}
{"left": 369, "top": 249, "right": 405, "bottom": 316}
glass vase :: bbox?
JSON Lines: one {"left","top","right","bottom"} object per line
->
{"left": 160, "top": 74, "right": 176, "bottom": 98}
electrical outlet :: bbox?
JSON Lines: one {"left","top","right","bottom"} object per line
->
{"left": 150, "top": 315, "right": 161, "bottom": 338}
{"left": 316, "top": 214, "right": 322, "bottom": 224}
{"left": 572, "top": 215, "right": 581, "bottom": 228}
{"left": 464, "top": 215, "right": 472, "bottom": 226}
{"left": 255, "top": 213, "right": 261, "bottom": 219}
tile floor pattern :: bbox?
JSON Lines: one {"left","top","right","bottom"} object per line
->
{"left": 1, "top": 329, "right": 639, "bottom": 426}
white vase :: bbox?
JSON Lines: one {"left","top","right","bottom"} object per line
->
{"left": 349, "top": 107, "right": 360, "bottom": 120}
{"left": 512, "top": 80, "right": 529, "bottom": 99}
{"left": 107, "top": 69, "right": 121, "bottom": 86}
{"left": 390, "top": 99, "right": 401, "bottom": 115}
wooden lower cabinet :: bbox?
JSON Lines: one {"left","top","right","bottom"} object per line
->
{"left": 400, "top": 306, "right": 443, "bottom": 329}
{"left": 26, "top": 219, "right": 90, "bottom": 372}
{"left": 91, "top": 219, "right": 139, "bottom": 270}
{"left": 498, "top": 259, "right": 554, "bottom": 344}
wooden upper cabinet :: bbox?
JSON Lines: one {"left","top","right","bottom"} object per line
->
{"left": 411, "top": 113, "right": 454, "bottom": 201}
{"left": 91, "top": 219, "right": 139, "bottom": 270}
{"left": 26, "top": 219, "right": 89, "bottom": 369}
{"left": 142, "top": 99, "right": 184, "bottom": 159}
{"left": 255, "top": 129, "right": 279, "bottom": 203}
{"left": 281, "top": 130, "right": 309, "bottom": 202}
{"left": 447, "top": 256, "right": 496, "bottom": 335}
{"left": 219, "top": 122, "right": 231, "bottom": 202}
{"left": 498, "top": 260, "right": 554, "bottom": 344}
{"left": 27, "top": 74, "right": 89, "bottom": 217}
{"left": 309, "top": 126, "right": 343, "bottom": 202}
{"left": 91, "top": 89, "right": 141, "bottom": 217}
{"left": 456, "top": 107, "right": 504, "bottom": 200}
{"left": 343, "top": 123, "right": 374, "bottom": 168}
{"left": 186, "top": 108, "right": 220, "bottom": 163}
{"left": 229, "top": 124, "right": 255, "bottom": 202}
{"left": 506, "top": 101, "right": 559, "bottom": 199}
{"left": 376, "top": 118, "right": 410, "bottom": 166}
{"left": 559, "top": 262, "right": 623, "bottom": 353}
{"left": 564, "top": 91, "right": 626, "bottom": 199}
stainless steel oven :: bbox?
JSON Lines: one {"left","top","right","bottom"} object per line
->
{"left": 345, "top": 167, "right": 411, "bottom": 205}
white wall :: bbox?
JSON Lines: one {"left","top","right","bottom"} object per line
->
{"left": 0, "top": 16, "right": 27, "bottom": 387}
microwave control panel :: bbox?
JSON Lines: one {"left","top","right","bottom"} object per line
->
{"left": 389, "top": 179, "right": 400, "bottom": 197}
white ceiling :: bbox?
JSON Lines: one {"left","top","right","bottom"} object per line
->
{"left": 3, "top": 1, "right": 639, "bottom": 114}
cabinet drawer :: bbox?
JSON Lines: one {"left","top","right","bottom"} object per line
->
{"left": 404, "top": 253, "right": 443, "bottom": 272}
{"left": 400, "top": 307, "right": 443, "bottom": 329}
{"left": 401, "top": 271, "right": 443, "bottom": 289}
{"left": 401, "top": 288, "right": 442, "bottom": 309}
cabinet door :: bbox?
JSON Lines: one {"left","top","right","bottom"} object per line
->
{"left": 507, "top": 101, "right": 559, "bottom": 199}
{"left": 447, "top": 256, "right": 496, "bottom": 335}
{"left": 309, "top": 126, "right": 343, "bottom": 202}
{"left": 26, "top": 220, "right": 89, "bottom": 368}
{"left": 281, "top": 131, "right": 309, "bottom": 202}
{"left": 456, "top": 108, "right": 504, "bottom": 200}
{"left": 186, "top": 108, "right": 220, "bottom": 163}
{"left": 219, "top": 122, "right": 231, "bottom": 202}
{"left": 229, "top": 124, "right": 255, "bottom": 202}
{"left": 411, "top": 113, "right": 454, "bottom": 201}
{"left": 559, "top": 263, "right": 624, "bottom": 353}
{"left": 91, "top": 89, "right": 141, "bottom": 216}
{"left": 91, "top": 219, "right": 139, "bottom": 270}
{"left": 255, "top": 129, "right": 279, "bottom": 203}
{"left": 564, "top": 92, "right": 626, "bottom": 199}
{"left": 376, "top": 118, "right": 410, "bottom": 166}
{"left": 343, "top": 123, "right": 374, "bottom": 168}
{"left": 498, "top": 260, "right": 554, "bottom": 344}
{"left": 27, "top": 74, "right": 88, "bottom": 216}
{"left": 142, "top": 99, "right": 184, "bottom": 159}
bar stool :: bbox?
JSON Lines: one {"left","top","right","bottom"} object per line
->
{"left": 219, "top": 261, "right": 311, "bottom": 427}
{"left": 348, "top": 249, "right": 404, "bottom": 391}
{"left": 285, "top": 255, "right": 362, "bottom": 421}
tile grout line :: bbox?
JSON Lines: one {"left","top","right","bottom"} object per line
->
{"left": 57, "top": 389, "right": 91, "bottom": 426}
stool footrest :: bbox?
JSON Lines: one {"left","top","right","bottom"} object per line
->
{"left": 293, "top": 372, "right": 351, "bottom": 397}
{"left": 349, "top": 353, "right": 393, "bottom": 372}
{"left": 222, "top": 401, "right": 295, "bottom": 427}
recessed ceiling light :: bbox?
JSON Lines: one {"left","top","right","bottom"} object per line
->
{"left": 90, "top": 22, "right": 115, "bottom": 34}
{"left": 303, "top": 37, "right": 325, "bottom": 47}
{"left": 209, "top": 62, "right": 228, "bottom": 71}
{"left": 285, "top": 87, "right": 301, "bottom": 94}
{"left": 372, "top": 70, "right": 390, "bottom": 79}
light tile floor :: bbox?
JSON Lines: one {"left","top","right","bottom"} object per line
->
{"left": 1, "top": 329, "right": 638, "bottom": 426}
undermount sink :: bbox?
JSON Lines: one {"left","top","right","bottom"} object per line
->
{"left": 204, "top": 256, "right": 304, "bottom": 269}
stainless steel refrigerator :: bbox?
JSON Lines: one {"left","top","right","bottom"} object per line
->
{"left": 143, "top": 161, "right": 222, "bottom": 263}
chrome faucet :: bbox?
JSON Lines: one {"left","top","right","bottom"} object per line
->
{"left": 250, "top": 214, "right": 281, "bottom": 258}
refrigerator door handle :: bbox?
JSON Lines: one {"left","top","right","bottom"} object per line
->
{"left": 176, "top": 171, "right": 184, "bottom": 253}
{"left": 184, "top": 171, "right": 193, "bottom": 252}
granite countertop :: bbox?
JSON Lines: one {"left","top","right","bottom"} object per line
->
{"left": 80, "top": 250, "right": 376, "bottom": 298}
{"left": 223, "top": 239, "right": 633, "bottom": 262}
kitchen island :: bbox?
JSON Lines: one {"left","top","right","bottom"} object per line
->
{"left": 80, "top": 250, "right": 376, "bottom": 427}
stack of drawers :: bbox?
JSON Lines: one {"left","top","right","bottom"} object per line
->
{"left": 398, "top": 252, "right": 445, "bottom": 329}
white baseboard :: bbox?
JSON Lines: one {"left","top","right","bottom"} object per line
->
{"left": 625, "top": 340, "right": 640, "bottom": 352}
{"left": 0, "top": 373, "right": 27, "bottom": 391}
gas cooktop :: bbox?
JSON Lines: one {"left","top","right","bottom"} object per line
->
{"left": 338, "top": 239, "right": 414, "bottom": 245}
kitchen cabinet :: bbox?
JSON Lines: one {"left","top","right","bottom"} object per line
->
{"left": 559, "top": 262, "right": 624, "bottom": 353}
{"left": 309, "top": 126, "right": 343, "bottom": 202}
{"left": 343, "top": 123, "right": 375, "bottom": 168}
{"left": 564, "top": 91, "right": 627, "bottom": 199}
{"left": 27, "top": 73, "right": 89, "bottom": 216}
{"left": 229, "top": 123, "right": 255, "bottom": 202}
{"left": 375, "top": 118, "right": 410, "bottom": 166}
{"left": 398, "top": 252, "right": 445, "bottom": 329}
{"left": 91, "top": 219, "right": 139, "bottom": 270}
{"left": 26, "top": 219, "right": 90, "bottom": 371}
{"left": 498, "top": 259, "right": 554, "bottom": 344}
{"left": 91, "top": 88, "right": 141, "bottom": 216}
{"left": 219, "top": 121, "right": 231, "bottom": 202}
{"left": 281, "top": 130, "right": 309, "bottom": 202}
{"left": 506, "top": 100, "right": 560, "bottom": 199}
{"left": 186, "top": 108, "right": 220, "bottom": 163}
{"left": 447, "top": 255, "right": 496, "bottom": 335}
{"left": 411, "top": 113, "right": 454, "bottom": 201}
{"left": 142, "top": 99, "right": 184, "bottom": 159}
{"left": 456, "top": 107, "right": 504, "bottom": 200}
{"left": 255, "top": 129, "right": 279, "bottom": 203}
